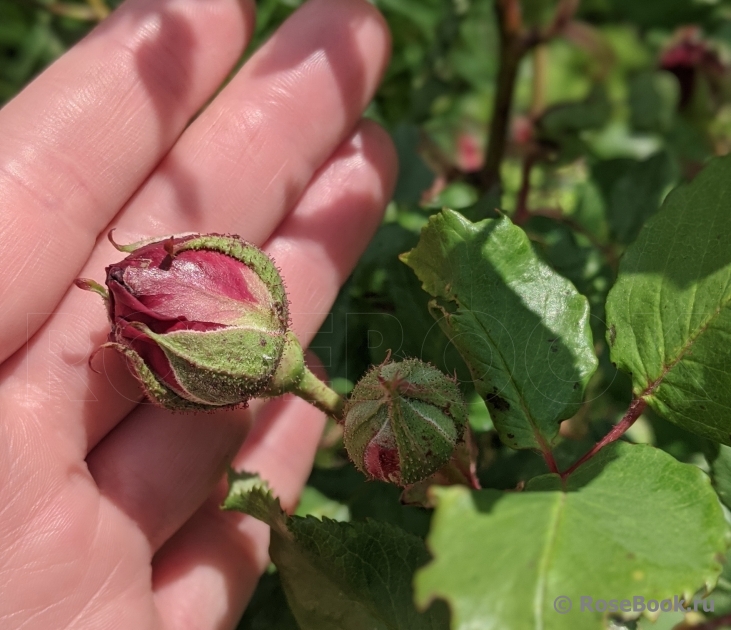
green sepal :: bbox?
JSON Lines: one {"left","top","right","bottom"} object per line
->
{"left": 137, "top": 324, "right": 286, "bottom": 406}
{"left": 74, "top": 278, "right": 109, "bottom": 301}
{"left": 106, "top": 229, "right": 181, "bottom": 253}
{"left": 393, "top": 398, "right": 461, "bottom": 484}
{"left": 105, "top": 342, "right": 215, "bottom": 411}
{"left": 261, "top": 332, "right": 307, "bottom": 396}
{"left": 343, "top": 359, "right": 468, "bottom": 486}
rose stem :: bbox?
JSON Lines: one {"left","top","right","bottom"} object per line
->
{"left": 291, "top": 367, "right": 346, "bottom": 422}
{"left": 560, "top": 397, "right": 647, "bottom": 479}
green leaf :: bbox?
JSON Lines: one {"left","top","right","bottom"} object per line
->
{"left": 629, "top": 71, "right": 679, "bottom": 134}
{"left": 579, "top": 0, "right": 716, "bottom": 29}
{"left": 374, "top": 0, "right": 444, "bottom": 39}
{"left": 702, "top": 545, "right": 731, "bottom": 620}
{"left": 422, "top": 181, "right": 479, "bottom": 211}
{"left": 415, "top": 442, "right": 729, "bottom": 630}
{"left": 314, "top": 222, "right": 473, "bottom": 386}
{"left": 533, "top": 85, "right": 612, "bottom": 164}
{"left": 704, "top": 442, "right": 731, "bottom": 511}
{"left": 540, "top": 85, "right": 611, "bottom": 137}
{"left": 224, "top": 472, "right": 449, "bottom": 630}
{"left": 224, "top": 472, "right": 282, "bottom": 525}
{"left": 402, "top": 209, "right": 597, "bottom": 450}
{"left": 592, "top": 151, "right": 677, "bottom": 245}
{"left": 605, "top": 155, "right": 731, "bottom": 444}
{"left": 295, "top": 486, "right": 350, "bottom": 522}
{"left": 521, "top": 0, "right": 560, "bottom": 29}
{"left": 391, "top": 123, "right": 434, "bottom": 204}
{"left": 236, "top": 571, "right": 299, "bottom": 630}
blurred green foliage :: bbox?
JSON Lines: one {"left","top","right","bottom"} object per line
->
{"left": 7, "top": 0, "right": 731, "bottom": 625}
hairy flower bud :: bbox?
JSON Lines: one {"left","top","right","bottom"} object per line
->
{"left": 343, "top": 359, "right": 468, "bottom": 486}
{"left": 78, "top": 233, "right": 292, "bottom": 411}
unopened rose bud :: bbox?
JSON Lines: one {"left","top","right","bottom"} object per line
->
{"left": 77, "top": 233, "right": 294, "bottom": 411}
{"left": 343, "top": 359, "right": 468, "bottom": 486}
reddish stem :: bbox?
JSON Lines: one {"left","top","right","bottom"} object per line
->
{"left": 478, "top": 0, "right": 581, "bottom": 196}
{"left": 542, "top": 449, "right": 560, "bottom": 475}
{"left": 481, "top": 18, "right": 525, "bottom": 192}
{"left": 695, "top": 613, "right": 731, "bottom": 630}
{"left": 536, "top": 432, "right": 560, "bottom": 474}
{"left": 513, "top": 151, "right": 537, "bottom": 225}
{"left": 560, "top": 398, "right": 647, "bottom": 479}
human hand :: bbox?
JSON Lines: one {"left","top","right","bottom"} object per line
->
{"left": 0, "top": 0, "right": 394, "bottom": 626}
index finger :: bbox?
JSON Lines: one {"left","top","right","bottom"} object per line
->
{"left": 0, "top": 0, "right": 254, "bottom": 364}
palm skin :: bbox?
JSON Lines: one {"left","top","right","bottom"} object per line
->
{"left": 0, "top": 0, "right": 395, "bottom": 627}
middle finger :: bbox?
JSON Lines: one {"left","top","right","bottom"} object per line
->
{"left": 1, "top": 0, "right": 390, "bottom": 456}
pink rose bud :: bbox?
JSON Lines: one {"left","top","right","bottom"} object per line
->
{"left": 343, "top": 359, "right": 468, "bottom": 486}
{"left": 77, "top": 233, "right": 294, "bottom": 411}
